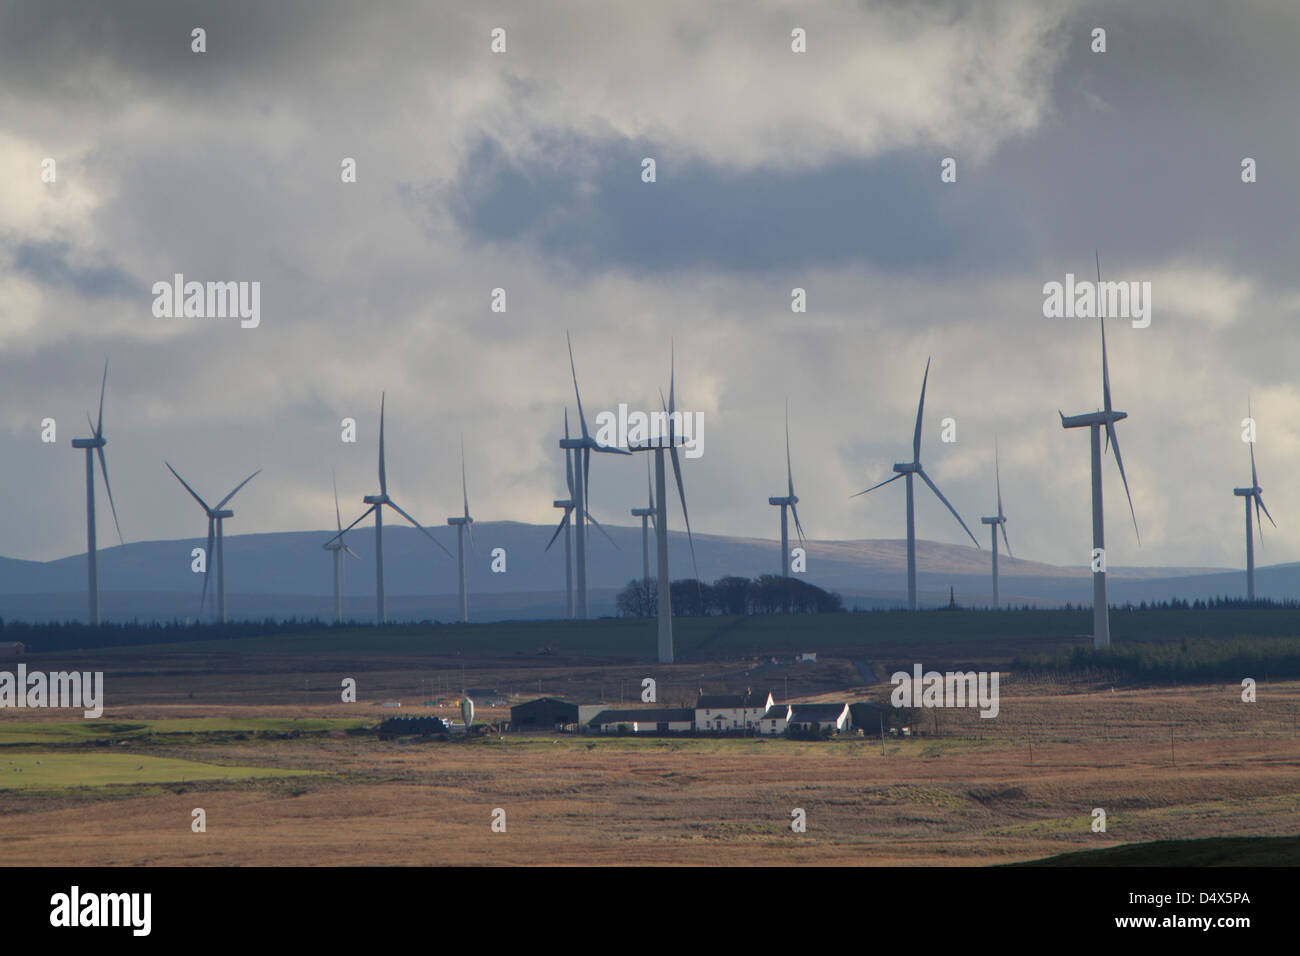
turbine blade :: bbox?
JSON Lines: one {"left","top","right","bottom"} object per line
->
{"left": 851, "top": 472, "right": 904, "bottom": 497}
{"left": 324, "top": 504, "right": 376, "bottom": 548}
{"left": 216, "top": 468, "right": 262, "bottom": 509}
{"left": 378, "top": 392, "right": 387, "bottom": 495}
{"left": 567, "top": 331, "right": 590, "bottom": 440}
{"left": 994, "top": 438, "right": 1004, "bottom": 519}
{"left": 583, "top": 446, "right": 591, "bottom": 514}
{"left": 785, "top": 398, "right": 794, "bottom": 500}
{"left": 564, "top": 411, "right": 575, "bottom": 498}
{"left": 917, "top": 467, "right": 980, "bottom": 548}
{"left": 1250, "top": 440, "right": 1258, "bottom": 489}
{"left": 544, "top": 508, "right": 572, "bottom": 552}
{"left": 646, "top": 454, "right": 655, "bottom": 510}
{"left": 96, "top": 359, "right": 108, "bottom": 437}
{"left": 669, "top": 444, "right": 701, "bottom": 584}
{"left": 343, "top": 544, "right": 361, "bottom": 559}
{"left": 913, "top": 358, "right": 930, "bottom": 463}
{"left": 166, "top": 462, "right": 211, "bottom": 512}
{"left": 387, "top": 499, "right": 455, "bottom": 559}
{"left": 1105, "top": 421, "right": 1141, "bottom": 545}
{"left": 461, "top": 434, "right": 470, "bottom": 519}
{"left": 1000, "top": 521, "right": 1011, "bottom": 558}
{"left": 94, "top": 446, "right": 124, "bottom": 547}
{"left": 586, "top": 511, "right": 619, "bottom": 549}
{"left": 333, "top": 470, "right": 342, "bottom": 532}
{"left": 790, "top": 501, "right": 806, "bottom": 545}
{"left": 1257, "top": 493, "right": 1276, "bottom": 529}
{"left": 201, "top": 517, "right": 214, "bottom": 613}
{"left": 591, "top": 443, "right": 633, "bottom": 456}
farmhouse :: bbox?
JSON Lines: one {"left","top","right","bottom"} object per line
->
{"left": 758, "top": 703, "right": 792, "bottom": 735}
{"left": 695, "top": 690, "right": 774, "bottom": 733}
{"left": 787, "top": 702, "right": 851, "bottom": 734}
{"left": 510, "top": 697, "right": 579, "bottom": 728}
{"left": 0, "top": 642, "right": 24, "bottom": 658}
{"left": 588, "top": 708, "right": 695, "bottom": 734}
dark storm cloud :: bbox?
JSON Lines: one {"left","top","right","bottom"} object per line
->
{"left": 9, "top": 240, "right": 136, "bottom": 299}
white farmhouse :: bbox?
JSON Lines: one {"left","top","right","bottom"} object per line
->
{"left": 758, "top": 703, "right": 792, "bottom": 735}
{"left": 694, "top": 690, "right": 774, "bottom": 733}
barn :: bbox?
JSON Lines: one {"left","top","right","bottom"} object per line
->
{"left": 0, "top": 642, "right": 24, "bottom": 658}
{"left": 510, "top": 697, "right": 579, "bottom": 728}
{"left": 588, "top": 708, "right": 695, "bottom": 734}
{"left": 758, "top": 703, "right": 792, "bottom": 736}
{"left": 787, "top": 702, "right": 851, "bottom": 734}
{"left": 850, "top": 701, "right": 891, "bottom": 733}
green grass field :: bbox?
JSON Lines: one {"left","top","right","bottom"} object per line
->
{"left": 0, "top": 752, "right": 319, "bottom": 791}
{"left": 0, "top": 717, "right": 371, "bottom": 746}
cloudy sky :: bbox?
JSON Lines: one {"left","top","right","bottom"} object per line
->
{"left": 3, "top": 0, "right": 1299, "bottom": 572}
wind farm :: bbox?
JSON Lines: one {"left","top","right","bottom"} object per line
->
{"left": 7, "top": 0, "right": 1300, "bottom": 886}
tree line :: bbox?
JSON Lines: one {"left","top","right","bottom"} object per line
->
{"left": 615, "top": 574, "right": 845, "bottom": 618}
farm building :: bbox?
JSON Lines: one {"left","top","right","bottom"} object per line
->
{"left": 0, "top": 642, "right": 24, "bottom": 657}
{"left": 849, "top": 701, "right": 891, "bottom": 733}
{"left": 694, "top": 690, "right": 774, "bottom": 732}
{"left": 758, "top": 703, "right": 792, "bottom": 735}
{"left": 588, "top": 708, "right": 695, "bottom": 734}
{"left": 787, "top": 702, "right": 851, "bottom": 734}
{"left": 577, "top": 704, "right": 609, "bottom": 726}
{"left": 510, "top": 697, "right": 579, "bottom": 728}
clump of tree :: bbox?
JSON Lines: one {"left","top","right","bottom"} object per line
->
{"left": 1014, "top": 635, "right": 1300, "bottom": 683}
{"left": 615, "top": 574, "right": 843, "bottom": 618}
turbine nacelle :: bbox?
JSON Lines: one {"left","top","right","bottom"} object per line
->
{"left": 980, "top": 515, "right": 1006, "bottom": 526}
{"left": 210, "top": 508, "right": 234, "bottom": 520}
{"left": 363, "top": 493, "right": 389, "bottom": 505}
{"left": 631, "top": 506, "right": 656, "bottom": 517}
{"left": 1060, "top": 409, "right": 1128, "bottom": 429}
{"left": 892, "top": 461, "right": 920, "bottom": 474}
{"left": 1233, "top": 486, "right": 1261, "bottom": 497}
{"left": 71, "top": 437, "right": 106, "bottom": 449}
{"left": 553, "top": 499, "right": 573, "bottom": 509}
{"left": 768, "top": 495, "right": 797, "bottom": 506}
{"left": 447, "top": 516, "right": 473, "bottom": 527}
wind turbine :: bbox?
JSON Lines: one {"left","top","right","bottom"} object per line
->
{"left": 1059, "top": 253, "right": 1140, "bottom": 649}
{"left": 446, "top": 436, "right": 475, "bottom": 623}
{"left": 630, "top": 455, "right": 656, "bottom": 587}
{"left": 546, "top": 410, "right": 576, "bottom": 619}
{"left": 322, "top": 471, "right": 360, "bottom": 623}
{"left": 979, "top": 441, "right": 1011, "bottom": 608}
{"left": 853, "top": 357, "right": 979, "bottom": 610}
{"left": 558, "top": 333, "right": 631, "bottom": 619}
{"left": 325, "top": 394, "right": 453, "bottom": 624}
{"left": 628, "top": 342, "right": 701, "bottom": 664}
{"left": 768, "top": 399, "right": 806, "bottom": 590}
{"left": 1234, "top": 399, "right": 1275, "bottom": 603}
{"left": 70, "top": 360, "right": 124, "bottom": 625}
{"left": 165, "top": 462, "right": 260, "bottom": 624}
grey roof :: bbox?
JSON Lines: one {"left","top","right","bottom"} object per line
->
{"left": 696, "top": 691, "right": 771, "bottom": 709}
{"left": 788, "top": 703, "right": 849, "bottom": 722}
{"left": 589, "top": 708, "right": 695, "bottom": 725}
{"left": 760, "top": 705, "right": 791, "bottom": 720}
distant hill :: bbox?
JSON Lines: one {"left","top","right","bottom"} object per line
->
{"left": 0, "top": 520, "right": 1262, "bottom": 623}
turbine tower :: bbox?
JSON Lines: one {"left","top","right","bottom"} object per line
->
{"left": 854, "top": 357, "right": 979, "bottom": 610}
{"left": 322, "top": 471, "right": 359, "bottom": 623}
{"left": 628, "top": 343, "right": 701, "bottom": 664}
{"left": 979, "top": 441, "right": 1011, "bottom": 608}
{"left": 166, "top": 463, "right": 260, "bottom": 624}
{"left": 630, "top": 455, "right": 656, "bottom": 586}
{"left": 70, "top": 361, "right": 124, "bottom": 625}
{"left": 446, "top": 436, "right": 475, "bottom": 623}
{"left": 545, "top": 410, "right": 576, "bottom": 619}
{"left": 767, "top": 399, "right": 806, "bottom": 585}
{"left": 558, "top": 333, "right": 631, "bottom": 618}
{"left": 1059, "top": 253, "right": 1140, "bottom": 649}
{"left": 326, "top": 394, "right": 453, "bottom": 624}
{"left": 1234, "top": 400, "right": 1275, "bottom": 602}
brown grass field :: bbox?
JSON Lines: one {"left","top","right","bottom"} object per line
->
{"left": 2, "top": 641, "right": 1299, "bottom": 866}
